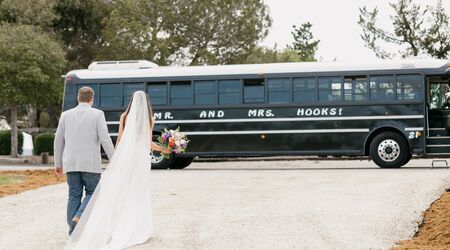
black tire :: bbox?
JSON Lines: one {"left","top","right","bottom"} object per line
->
{"left": 403, "top": 153, "right": 412, "bottom": 166}
{"left": 151, "top": 151, "right": 174, "bottom": 169}
{"left": 171, "top": 157, "right": 194, "bottom": 169}
{"left": 369, "top": 132, "right": 409, "bottom": 168}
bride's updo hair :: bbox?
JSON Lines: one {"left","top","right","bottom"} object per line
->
{"left": 122, "top": 91, "right": 154, "bottom": 129}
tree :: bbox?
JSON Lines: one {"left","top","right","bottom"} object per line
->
{"left": 97, "top": 0, "right": 272, "bottom": 65}
{"left": 53, "top": 0, "right": 111, "bottom": 69}
{"left": 0, "top": 24, "right": 66, "bottom": 157}
{"left": 0, "top": 0, "right": 58, "bottom": 29}
{"left": 288, "top": 22, "right": 320, "bottom": 61}
{"left": 358, "top": 0, "right": 450, "bottom": 59}
{"left": 0, "top": 0, "right": 67, "bottom": 128}
{"left": 242, "top": 46, "right": 302, "bottom": 64}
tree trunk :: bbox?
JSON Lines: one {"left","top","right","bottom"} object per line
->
{"left": 46, "top": 105, "right": 60, "bottom": 128}
{"left": 26, "top": 104, "right": 37, "bottom": 128}
{"left": 36, "top": 108, "right": 41, "bottom": 128}
{"left": 10, "top": 104, "right": 19, "bottom": 158}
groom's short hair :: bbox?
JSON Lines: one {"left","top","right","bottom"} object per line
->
{"left": 78, "top": 86, "right": 94, "bottom": 103}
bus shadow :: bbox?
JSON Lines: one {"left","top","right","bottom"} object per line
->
{"left": 182, "top": 166, "right": 450, "bottom": 171}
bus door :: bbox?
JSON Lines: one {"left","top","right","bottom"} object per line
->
{"left": 426, "top": 75, "right": 450, "bottom": 154}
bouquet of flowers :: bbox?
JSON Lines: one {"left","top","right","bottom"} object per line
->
{"left": 157, "top": 127, "right": 189, "bottom": 158}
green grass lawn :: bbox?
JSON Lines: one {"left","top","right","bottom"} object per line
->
{"left": 0, "top": 174, "right": 21, "bottom": 185}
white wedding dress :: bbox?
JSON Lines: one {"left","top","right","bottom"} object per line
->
{"left": 65, "top": 92, "right": 154, "bottom": 250}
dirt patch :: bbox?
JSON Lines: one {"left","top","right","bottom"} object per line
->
{"left": 0, "top": 169, "right": 65, "bottom": 197}
{"left": 394, "top": 192, "right": 450, "bottom": 250}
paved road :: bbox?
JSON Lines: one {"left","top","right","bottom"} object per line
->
{"left": 0, "top": 159, "right": 449, "bottom": 250}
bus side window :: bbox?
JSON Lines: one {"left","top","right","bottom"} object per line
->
{"left": 100, "top": 83, "right": 121, "bottom": 108}
{"left": 219, "top": 80, "right": 241, "bottom": 105}
{"left": 318, "top": 77, "right": 342, "bottom": 102}
{"left": 344, "top": 77, "right": 368, "bottom": 101}
{"left": 397, "top": 75, "right": 421, "bottom": 100}
{"left": 147, "top": 82, "right": 168, "bottom": 106}
{"left": 268, "top": 78, "right": 291, "bottom": 104}
{"left": 194, "top": 80, "right": 217, "bottom": 105}
{"left": 243, "top": 79, "right": 265, "bottom": 104}
{"left": 370, "top": 76, "right": 395, "bottom": 101}
{"left": 170, "top": 81, "right": 193, "bottom": 105}
{"left": 124, "top": 83, "right": 145, "bottom": 105}
{"left": 293, "top": 77, "right": 316, "bottom": 103}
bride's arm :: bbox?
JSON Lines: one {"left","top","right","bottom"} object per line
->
{"left": 115, "top": 114, "right": 125, "bottom": 147}
{"left": 150, "top": 117, "right": 171, "bottom": 154}
{"left": 151, "top": 141, "right": 170, "bottom": 153}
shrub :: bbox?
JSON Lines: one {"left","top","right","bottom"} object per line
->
{"left": 34, "top": 133, "right": 55, "bottom": 155}
{"left": 0, "top": 130, "right": 24, "bottom": 155}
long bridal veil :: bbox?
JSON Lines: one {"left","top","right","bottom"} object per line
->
{"left": 65, "top": 91, "right": 154, "bottom": 250}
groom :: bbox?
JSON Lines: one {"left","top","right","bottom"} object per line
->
{"left": 54, "top": 86, "right": 115, "bottom": 235}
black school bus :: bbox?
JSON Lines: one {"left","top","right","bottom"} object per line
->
{"left": 62, "top": 59, "right": 450, "bottom": 169}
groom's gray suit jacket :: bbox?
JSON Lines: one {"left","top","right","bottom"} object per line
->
{"left": 54, "top": 103, "right": 115, "bottom": 174}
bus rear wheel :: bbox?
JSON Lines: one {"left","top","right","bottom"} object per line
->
{"left": 370, "top": 132, "right": 408, "bottom": 168}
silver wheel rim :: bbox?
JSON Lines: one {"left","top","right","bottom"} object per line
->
{"left": 151, "top": 152, "right": 164, "bottom": 164}
{"left": 377, "top": 139, "right": 400, "bottom": 162}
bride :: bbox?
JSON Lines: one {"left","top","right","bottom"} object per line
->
{"left": 65, "top": 91, "right": 171, "bottom": 250}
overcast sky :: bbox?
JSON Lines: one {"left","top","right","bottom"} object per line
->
{"left": 262, "top": 0, "right": 450, "bottom": 61}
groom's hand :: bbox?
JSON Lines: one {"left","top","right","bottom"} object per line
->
{"left": 55, "top": 167, "right": 63, "bottom": 177}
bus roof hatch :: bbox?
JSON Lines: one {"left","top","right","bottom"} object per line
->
{"left": 88, "top": 60, "right": 158, "bottom": 71}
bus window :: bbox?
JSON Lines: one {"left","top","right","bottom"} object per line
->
{"left": 397, "top": 75, "right": 421, "bottom": 100}
{"left": 170, "top": 81, "right": 193, "bottom": 105}
{"left": 124, "top": 83, "right": 145, "bottom": 105}
{"left": 64, "top": 84, "right": 77, "bottom": 109}
{"left": 219, "top": 80, "right": 241, "bottom": 105}
{"left": 100, "top": 83, "right": 121, "bottom": 108}
{"left": 344, "top": 77, "right": 368, "bottom": 101}
{"left": 244, "top": 79, "right": 265, "bottom": 103}
{"left": 370, "top": 76, "right": 395, "bottom": 101}
{"left": 293, "top": 77, "right": 316, "bottom": 103}
{"left": 319, "top": 77, "right": 342, "bottom": 102}
{"left": 147, "top": 82, "right": 167, "bottom": 106}
{"left": 194, "top": 80, "right": 217, "bottom": 105}
{"left": 268, "top": 78, "right": 291, "bottom": 104}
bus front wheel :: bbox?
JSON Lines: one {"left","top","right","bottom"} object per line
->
{"left": 369, "top": 132, "right": 408, "bottom": 168}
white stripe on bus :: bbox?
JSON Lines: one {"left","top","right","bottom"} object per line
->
{"left": 428, "top": 127, "right": 446, "bottom": 131}
{"left": 404, "top": 127, "right": 424, "bottom": 131}
{"left": 109, "top": 127, "right": 423, "bottom": 137}
{"left": 426, "top": 144, "right": 450, "bottom": 147}
{"left": 106, "top": 115, "right": 424, "bottom": 125}
{"left": 108, "top": 128, "right": 369, "bottom": 137}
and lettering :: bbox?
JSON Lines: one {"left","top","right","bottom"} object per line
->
{"left": 199, "top": 110, "right": 225, "bottom": 118}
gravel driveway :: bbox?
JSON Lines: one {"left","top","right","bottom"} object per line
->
{"left": 0, "top": 159, "right": 449, "bottom": 250}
